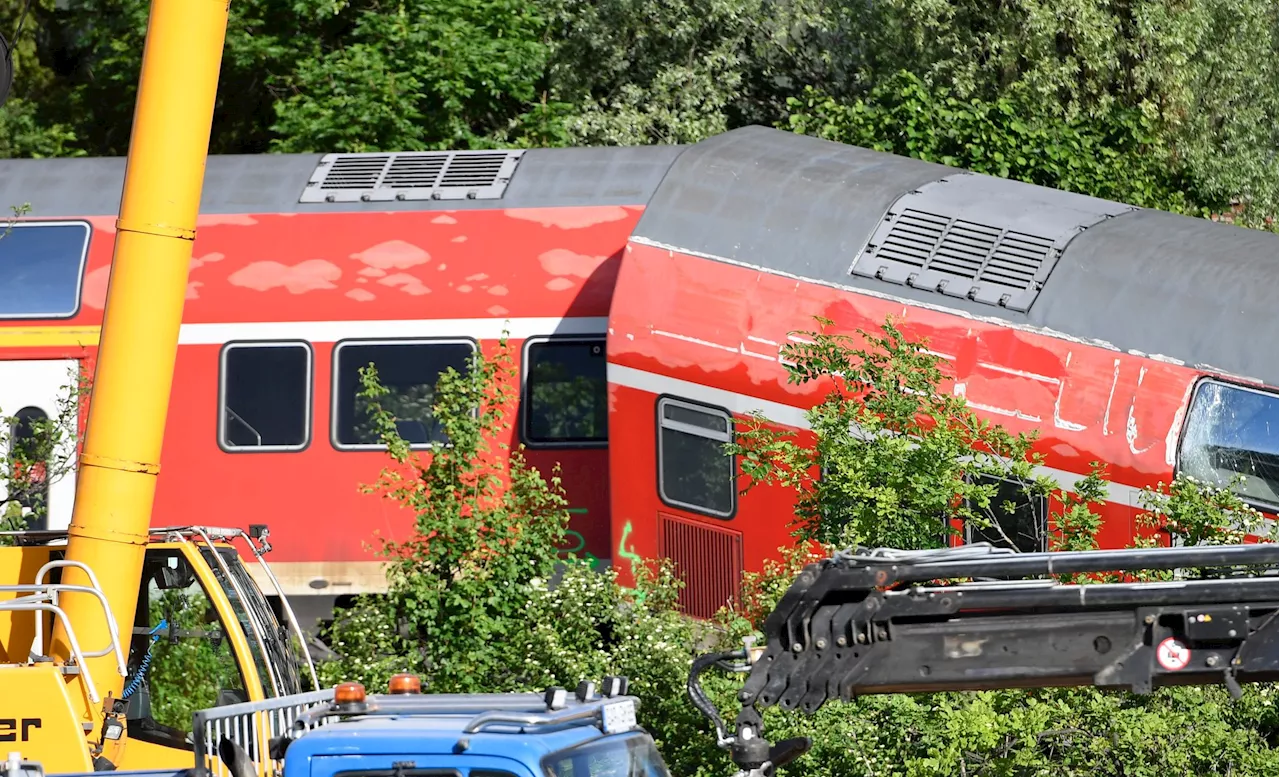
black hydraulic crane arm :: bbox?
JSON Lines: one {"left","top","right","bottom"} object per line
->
{"left": 687, "top": 542, "right": 1279, "bottom": 776}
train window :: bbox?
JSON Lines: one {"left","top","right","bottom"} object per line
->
{"left": 1178, "top": 380, "right": 1279, "bottom": 512}
{"left": 0, "top": 221, "right": 91, "bottom": 319}
{"left": 963, "top": 474, "right": 1047, "bottom": 553}
{"left": 219, "top": 343, "right": 312, "bottom": 451}
{"left": 523, "top": 338, "right": 607, "bottom": 446}
{"left": 333, "top": 339, "right": 474, "bottom": 449}
{"left": 657, "top": 398, "right": 735, "bottom": 518}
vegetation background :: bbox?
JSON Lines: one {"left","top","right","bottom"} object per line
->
{"left": 0, "top": 0, "right": 1276, "bottom": 226}
{"left": 1, "top": 0, "right": 1277, "bottom": 771}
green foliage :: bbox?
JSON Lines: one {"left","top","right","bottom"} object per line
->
{"left": 0, "top": 360, "right": 88, "bottom": 537}
{"left": 269, "top": 0, "right": 558, "bottom": 152}
{"left": 728, "top": 315, "right": 1064, "bottom": 551}
{"left": 145, "top": 588, "right": 244, "bottom": 730}
{"left": 317, "top": 341, "right": 710, "bottom": 749}
{"left": 785, "top": 72, "right": 1196, "bottom": 214}
{"left": 3, "top": 0, "right": 1273, "bottom": 226}
{"left": 718, "top": 312, "right": 1278, "bottom": 775}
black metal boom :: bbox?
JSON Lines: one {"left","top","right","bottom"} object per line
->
{"left": 688, "top": 542, "right": 1279, "bottom": 775}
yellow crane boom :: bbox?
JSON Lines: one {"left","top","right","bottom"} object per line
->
{"left": 49, "top": 0, "right": 231, "bottom": 714}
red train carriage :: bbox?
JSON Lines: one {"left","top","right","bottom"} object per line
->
{"left": 606, "top": 127, "right": 1279, "bottom": 617}
{"left": 0, "top": 144, "right": 679, "bottom": 628}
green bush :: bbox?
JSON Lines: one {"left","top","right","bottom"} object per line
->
{"left": 319, "top": 321, "right": 1277, "bottom": 777}
{"left": 784, "top": 71, "right": 1199, "bottom": 216}
{"left": 316, "top": 339, "right": 721, "bottom": 768}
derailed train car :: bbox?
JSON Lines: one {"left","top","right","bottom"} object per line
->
{"left": 605, "top": 127, "right": 1278, "bottom": 615}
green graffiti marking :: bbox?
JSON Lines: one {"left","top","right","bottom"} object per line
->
{"left": 556, "top": 507, "right": 603, "bottom": 569}
{"left": 617, "top": 520, "right": 642, "bottom": 567}
{"left": 560, "top": 530, "right": 587, "bottom": 555}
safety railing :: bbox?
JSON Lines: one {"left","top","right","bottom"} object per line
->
{"left": 193, "top": 688, "right": 336, "bottom": 777}
{"left": 0, "top": 559, "right": 129, "bottom": 704}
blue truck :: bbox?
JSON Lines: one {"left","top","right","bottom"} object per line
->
{"left": 9, "top": 675, "right": 670, "bottom": 777}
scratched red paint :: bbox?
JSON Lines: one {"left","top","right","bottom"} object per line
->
{"left": 0, "top": 206, "right": 640, "bottom": 574}
{"left": 605, "top": 241, "right": 1246, "bottom": 587}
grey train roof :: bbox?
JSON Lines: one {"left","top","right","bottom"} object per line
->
{"left": 0, "top": 144, "right": 684, "bottom": 217}
{"left": 632, "top": 126, "right": 1280, "bottom": 386}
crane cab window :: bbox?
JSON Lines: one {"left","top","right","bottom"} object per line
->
{"left": 963, "top": 474, "right": 1048, "bottom": 553}
{"left": 523, "top": 337, "right": 608, "bottom": 446}
{"left": 657, "top": 398, "right": 735, "bottom": 518}
{"left": 219, "top": 342, "right": 312, "bottom": 451}
{"left": 124, "top": 549, "right": 249, "bottom": 750}
{"left": 0, "top": 221, "right": 91, "bottom": 319}
{"left": 1177, "top": 379, "right": 1279, "bottom": 512}
{"left": 333, "top": 339, "right": 475, "bottom": 449}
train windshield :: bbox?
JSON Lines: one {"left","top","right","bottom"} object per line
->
{"left": 542, "top": 732, "right": 673, "bottom": 777}
{"left": 1179, "top": 380, "right": 1279, "bottom": 512}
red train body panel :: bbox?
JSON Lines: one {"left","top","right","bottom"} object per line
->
{"left": 0, "top": 129, "right": 1275, "bottom": 625}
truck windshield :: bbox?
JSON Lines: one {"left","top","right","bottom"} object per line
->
{"left": 542, "top": 732, "right": 673, "bottom": 777}
{"left": 200, "top": 547, "right": 304, "bottom": 696}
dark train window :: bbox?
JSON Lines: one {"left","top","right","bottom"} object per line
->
{"left": 333, "top": 340, "right": 474, "bottom": 449}
{"left": 219, "top": 343, "right": 311, "bottom": 451}
{"left": 523, "top": 338, "right": 607, "bottom": 446}
{"left": 0, "top": 221, "right": 91, "bottom": 319}
{"left": 657, "top": 398, "right": 735, "bottom": 518}
{"left": 1178, "top": 380, "right": 1279, "bottom": 512}
{"left": 963, "top": 474, "right": 1047, "bottom": 553}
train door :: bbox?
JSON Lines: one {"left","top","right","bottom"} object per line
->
{"left": 0, "top": 359, "right": 79, "bottom": 532}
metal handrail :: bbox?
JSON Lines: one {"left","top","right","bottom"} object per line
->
{"left": 34, "top": 560, "right": 128, "bottom": 669}
{"left": 0, "top": 602, "right": 102, "bottom": 703}
{"left": 0, "top": 582, "right": 128, "bottom": 678}
{"left": 462, "top": 705, "right": 607, "bottom": 734}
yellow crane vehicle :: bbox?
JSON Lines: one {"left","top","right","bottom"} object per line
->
{"left": 0, "top": 0, "right": 318, "bottom": 771}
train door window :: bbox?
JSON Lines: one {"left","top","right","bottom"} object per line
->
{"left": 219, "top": 342, "right": 312, "bottom": 451}
{"left": 124, "top": 549, "right": 249, "bottom": 750}
{"left": 333, "top": 339, "right": 475, "bottom": 449}
{"left": 523, "top": 337, "right": 607, "bottom": 446}
{"left": 963, "top": 474, "right": 1047, "bottom": 553}
{"left": 0, "top": 221, "right": 91, "bottom": 319}
{"left": 6, "top": 407, "right": 51, "bottom": 531}
{"left": 657, "top": 398, "right": 735, "bottom": 518}
{"left": 1177, "top": 379, "right": 1279, "bottom": 512}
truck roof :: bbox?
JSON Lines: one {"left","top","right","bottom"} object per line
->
{"left": 283, "top": 712, "right": 606, "bottom": 761}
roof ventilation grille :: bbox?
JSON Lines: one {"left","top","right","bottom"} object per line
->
{"left": 851, "top": 173, "right": 1134, "bottom": 312}
{"left": 300, "top": 150, "right": 525, "bottom": 204}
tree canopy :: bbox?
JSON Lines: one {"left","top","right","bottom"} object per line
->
{"left": 0, "top": 0, "right": 1275, "bottom": 224}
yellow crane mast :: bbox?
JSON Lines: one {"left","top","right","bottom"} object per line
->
{"left": 0, "top": 0, "right": 316, "bottom": 771}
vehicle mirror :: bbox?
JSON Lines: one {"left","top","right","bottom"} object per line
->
{"left": 155, "top": 563, "right": 196, "bottom": 590}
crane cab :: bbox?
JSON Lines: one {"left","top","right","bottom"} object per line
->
{"left": 0, "top": 525, "right": 316, "bottom": 774}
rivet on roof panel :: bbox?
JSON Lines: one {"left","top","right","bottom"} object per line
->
{"left": 299, "top": 150, "right": 525, "bottom": 203}
{"left": 850, "top": 173, "right": 1136, "bottom": 312}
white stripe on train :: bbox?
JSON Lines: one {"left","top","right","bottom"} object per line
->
{"left": 176, "top": 316, "right": 608, "bottom": 345}
{"left": 608, "top": 363, "right": 1147, "bottom": 506}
